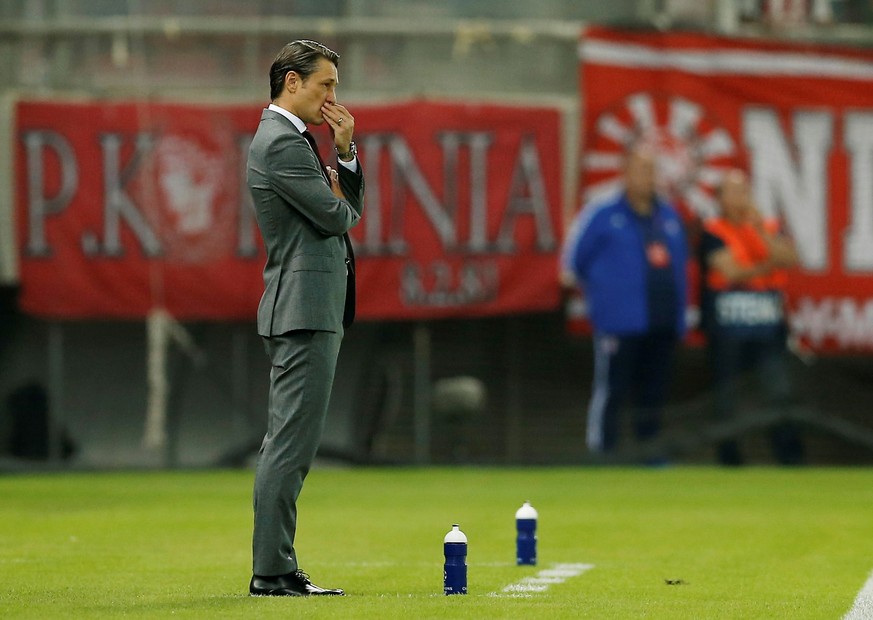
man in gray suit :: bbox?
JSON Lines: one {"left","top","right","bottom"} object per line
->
{"left": 246, "top": 40, "right": 363, "bottom": 597}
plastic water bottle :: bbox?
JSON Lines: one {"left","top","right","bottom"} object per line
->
{"left": 443, "top": 524, "right": 467, "bottom": 595}
{"left": 515, "top": 500, "right": 538, "bottom": 565}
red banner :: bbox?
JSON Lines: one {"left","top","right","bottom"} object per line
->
{"left": 15, "top": 100, "right": 562, "bottom": 321}
{"left": 578, "top": 27, "right": 873, "bottom": 352}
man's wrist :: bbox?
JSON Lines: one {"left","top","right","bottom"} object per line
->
{"left": 336, "top": 141, "right": 356, "bottom": 162}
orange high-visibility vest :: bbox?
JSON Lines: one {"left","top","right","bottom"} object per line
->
{"left": 704, "top": 217, "right": 788, "bottom": 292}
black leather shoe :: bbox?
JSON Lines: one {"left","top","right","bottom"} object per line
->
{"left": 249, "top": 570, "right": 345, "bottom": 597}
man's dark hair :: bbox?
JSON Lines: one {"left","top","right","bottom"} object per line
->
{"left": 269, "top": 40, "right": 340, "bottom": 100}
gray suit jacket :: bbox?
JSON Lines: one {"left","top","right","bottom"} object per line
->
{"left": 247, "top": 109, "right": 364, "bottom": 336}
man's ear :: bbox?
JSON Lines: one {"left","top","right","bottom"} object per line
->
{"left": 285, "top": 71, "right": 299, "bottom": 94}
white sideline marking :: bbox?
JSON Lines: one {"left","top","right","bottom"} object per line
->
{"left": 492, "top": 562, "right": 594, "bottom": 597}
{"left": 844, "top": 570, "right": 873, "bottom": 620}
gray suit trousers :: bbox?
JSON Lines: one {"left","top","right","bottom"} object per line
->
{"left": 252, "top": 328, "right": 343, "bottom": 576}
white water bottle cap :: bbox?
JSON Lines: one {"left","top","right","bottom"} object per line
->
{"left": 515, "top": 501, "right": 538, "bottom": 519}
{"left": 444, "top": 524, "right": 467, "bottom": 543}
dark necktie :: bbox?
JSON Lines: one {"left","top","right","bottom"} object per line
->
{"left": 300, "top": 129, "right": 356, "bottom": 328}
{"left": 301, "top": 130, "right": 329, "bottom": 181}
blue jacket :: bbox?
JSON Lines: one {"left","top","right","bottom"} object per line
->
{"left": 562, "top": 190, "right": 688, "bottom": 336}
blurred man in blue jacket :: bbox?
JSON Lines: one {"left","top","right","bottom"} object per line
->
{"left": 563, "top": 144, "right": 688, "bottom": 454}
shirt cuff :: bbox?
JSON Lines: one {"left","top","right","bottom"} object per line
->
{"left": 337, "top": 156, "right": 358, "bottom": 173}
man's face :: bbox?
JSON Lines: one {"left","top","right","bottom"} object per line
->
{"left": 623, "top": 148, "right": 656, "bottom": 200}
{"left": 287, "top": 57, "right": 338, "bottom": 125}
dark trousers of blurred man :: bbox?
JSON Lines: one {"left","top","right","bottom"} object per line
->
{"left": 587, "top": 329, "right": 677, "bottom": 452}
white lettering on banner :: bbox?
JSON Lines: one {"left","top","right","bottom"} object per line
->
{"left": 24, "top": 125, "right": 252, "bottom": 262}
{"left": 358, "top": 132, "right": 555, "bottom": 257}
{"left": 439, "top": 131, "right": 496, "bottom": 253}
{"left": 22, "top": 130, "right": 78, "bottom": 257}
{"left": 22, "top": 126, "right": 556, "bottom": 264}
{"left": 844, "top": 113, "right": 873, "bottom": 271}
{"left": 715, "top": 292, "right": 783, "bottom": 326}
{"left": 401, "top": 259, "right": 498, "bottom": 307}
{"left": 792, "top": 296, "right": 873, "bottom": 348}
{"left": 498, "top": 135, "right": 557, "bottom": 253}
{"left": 91, "top": 133, "right": 162, "bottom": 257}
{"left": 387, "top": 134, "right": 456, "bottom": 252}
{"left": 742, "top": 108, "right": 832, "bottom": 272}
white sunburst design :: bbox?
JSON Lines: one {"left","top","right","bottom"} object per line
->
{"left": 583, "top": 92, "right": 738, "bottom": 218}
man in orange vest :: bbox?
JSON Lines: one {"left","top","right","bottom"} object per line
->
{"left": 700, "top": 168, "right": 804, "bottom": 465}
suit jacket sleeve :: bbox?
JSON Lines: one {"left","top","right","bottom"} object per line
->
{"left": 265, "top": 131, "right": 361, "bottom": 236}
{"left": 337, "top": 161, "right": 364, "bottom": 219}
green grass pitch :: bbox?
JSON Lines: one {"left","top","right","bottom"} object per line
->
{"left": 1, "top": 467, "right": 871, "bottom": 618}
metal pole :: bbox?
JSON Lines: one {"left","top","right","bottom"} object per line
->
{"left": 412, "top": 322, "right": 431, "bottom": 464}
{"left": 46, "top": 321, "right": 64, "bottom": 463}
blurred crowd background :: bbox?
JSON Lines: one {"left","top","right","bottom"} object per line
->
{"left": 2, "top": 0, "right": 873, "bottom": 469}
